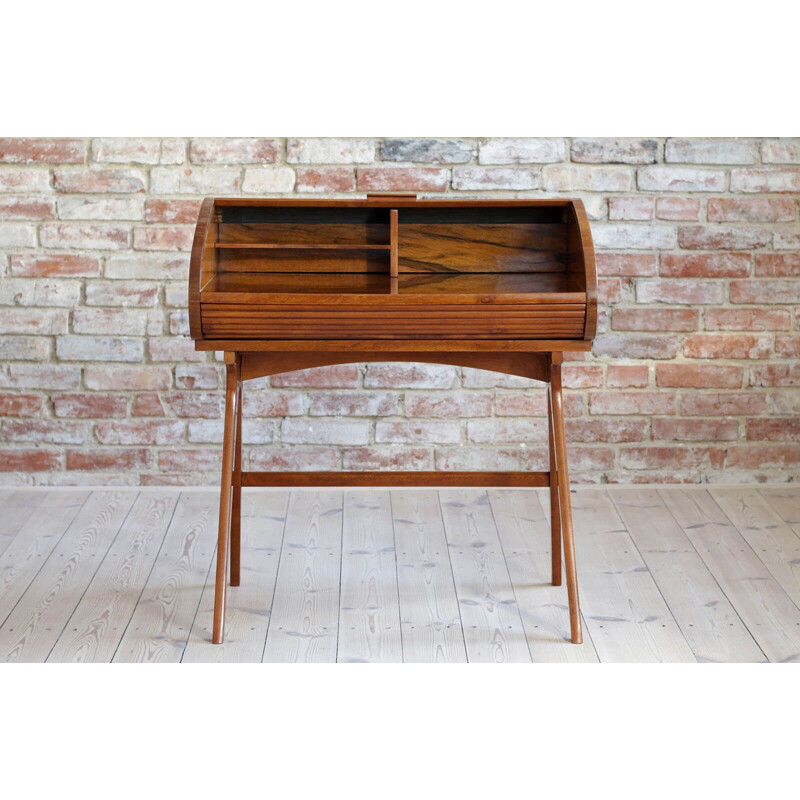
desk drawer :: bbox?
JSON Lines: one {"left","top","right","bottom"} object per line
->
{"left": 200, "top": 303, "right": 586, "bottom": 340}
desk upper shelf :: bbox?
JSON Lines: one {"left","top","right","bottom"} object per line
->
{"left": 189, "top": 196, "right": 597, "bottom": 350}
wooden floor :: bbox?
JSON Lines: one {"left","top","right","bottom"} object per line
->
{"left": 1, "top": 485, "right": 799, "bottom": 663}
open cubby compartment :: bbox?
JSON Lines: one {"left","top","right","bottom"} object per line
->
{"left": 214, "top": 205, "right": 392, "bottom": 274}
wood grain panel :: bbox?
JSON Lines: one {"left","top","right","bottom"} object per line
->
{"left": 112, "top": 492, "right": 216, "bottom": 663}
{"left": 219, "top": 222, "right": 390, "bottom": 246}
{"left": 391, "top": 490, "right": 466, "bottom": 662}
{"left": 182, "top": 490, "right": 289, "bottom": 662}
{"left": 201, "top": 304, "right": 585, "bottom": 340}
{"left": 219, "top": 248, "right": 389, "bottom": 274}
{"left": 398, "top": 224, "right": 566, "bottom": 273}
{"left": 337, "top": 491, "right": 402, "bottom": 662}
{"left": 262, "top": 491, "right": 343, "bottom": 662}
{"left": 611, "top": 489, "right": 765, "bottom": 663}
{"left": 438, "top": 490, "right": 532, "bottom": 662}
{"left": 0, "top": 491, "right": 136, "bottom": 663}
{"left": 47, "top": 493, "right": 178, "bottom": 663}
{"left": 488, "top": 490, "right": 599, "bottom": 662}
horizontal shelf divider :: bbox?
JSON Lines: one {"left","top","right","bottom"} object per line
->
{"left": 242, "top": 470, "right": 550, "bottom": 488}
{"left": 215, "top": 243, "right": 392, "bottom": 250}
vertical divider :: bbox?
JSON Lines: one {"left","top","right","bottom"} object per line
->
{"left": 389, "top": 208, "right": 399, "bottom": 294}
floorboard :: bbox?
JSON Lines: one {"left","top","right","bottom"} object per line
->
{"left": 0, "top": 486, "right": 795, "bottom": 663}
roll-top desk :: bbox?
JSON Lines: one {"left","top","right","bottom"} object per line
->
{"left": 189, "top": 195, "right": 597, "bottom": 646}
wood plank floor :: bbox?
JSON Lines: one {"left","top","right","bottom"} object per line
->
{"left": 1, "top": 486, "right": 798, "bottom": 663}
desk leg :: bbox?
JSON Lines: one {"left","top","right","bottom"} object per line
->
{"left": 549, "top": 362, "right": 583, "bottom": 645}
{"left": 230, "top": 379, "right": 243, "bottom": 587}
{"left": 212, "top": 355, "right": 240, "bottom": 645}
{"left": 547, "top": 390, "right": 562, "bottom": 587}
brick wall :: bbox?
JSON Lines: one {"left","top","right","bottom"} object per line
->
{"left": 1, "top": 137, "right": 798, "bottom": 485}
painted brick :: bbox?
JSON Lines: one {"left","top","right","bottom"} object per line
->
{"left": 377, "top": 420, "right": 461, "bottom": 444}
{"left": 593, "top": 334, "right": 679, "bottom": 359}
{"left": 0, "top": 195, "right": 56, "bottom": 220}
{"left": 148, "top": 336, "right": 204, "bottom": 362}
{"left": 144, "top": 198, "right": 203, "bottom": 224}
{"left": 596, "top": 253, "right": 657, "bottom": 277}
{"left": 242, "top": 168, "right": 296, "bottom": 194}
{"left": 0, "top": 278, "right": 81, "bottom": 307}
{"left": 762, "top": 139, "right": 800, "bottom": 164}
{"left": 0, "top": 308, "right": 69, "bottom": 334}
{"left": 607, "top": 365, "right": 649, "bottom": 388}
{"left": 566, "top": 418, "right": 648, "bottom": 443}
{"left": 754, "top": 254, "right": 800, "bottom": 277}
{"left": 53, "top": 168, "right": 146, "bottom": 193}
{"left": 342, "top": 447, "right": 431, "bottom": 471}
{"left": 655, "top": 197, "right": 701, "bottom": 221}
{"left": 57, "top": 196, "right": 144, "bottom": 220}
{"left": 730, "top": 168, "right": 800, "bottom": 192}
{"left": 0, "top": 336, "right": 50, "bottom": 361}
{"left": 404, "top": 392, "right": 493, "bottom": 417}
{"left": 681, "top": 392, "right": 766, "bottom": 416}
{"left": 479, "top": 138, "right": 567, "bottom": 164}
{"left": 665, "top": 138, "right": 758, "bottom": 164}
{"left": 0, "top": 364, "right": 81, "bottom": 390}
{"left": 608, "top": 196, "right": 653, "bottom": 220}
{"left": 272, "top": 365, "right": 360, "bottom": 389}
{"left": 85, "top": 281, "right": 158, "bottom": 307}
{"left": 73, "top": 308, "right": 154, "bottom": 336}
{"left": 282, "top": 418, "right": 370, "bottom": 446}
{"left": 382, "top": 139, "right": 474, "bottom": 164}
{"left": 750, "top": 364, "right": 800, "bottom": 387}
{"left": 40, "top": 223, "right": 129, "bottom": 250}
{"left": 95, "top": 420, "right": 184, "bottom": 445}
{"left": 356, "top": 168, "right": 449, "bottom": 192}
{"left": 0, "top": 224, "right": 37, "bottom": 247}
{"left": 159, "top": 448, "right": 230, "bottom": 473}
{"left": 452, "top": 167, "right": 539, "bottom": 191}
{"left": 132, "top": 393, "right": 165, "bottom": 417}
{"left": 564, "top": 364, "right": 604, "bottom": 389}
{"left": 9, "top": 253, "right": 101, "bottom": 277}
{"left": 0, "top": 168, "right": 52, "bottom": 193}
{"left": 133, "top": 225, "right": 194, "bottom": 251}
{"left": 542, "top": 165, "right": 632, "bottom": 192}
{"left": 0, "top": 393, "right": 44, "bottom": 416}
{"left": 775, "top": 335, "right": 800, "bottom": 358}
{"left": 774, "top": 230, "right": 800, "bottom": 249}
{"left": 53, "top": 393, "right": 127, "bottom": 418}
{"left": 636, "top": 280, "right": 725, "bottom": 305}
{"left": 747, "top": 418, "right": 800, "bottom": 442}
{"left": 590, "top": 391, "right": 676, "bottom": 415}
{"left": 190, "top": 138, "right": 279, "bottom": 164}
{"left": 0, "top": 138, "right": 85, "bottom": 164}
{"left": 683, "top": 334, "right": 771, "bottom": 359}
{"left": 150, "top": 167, "right": 241, "bottom": 194}
{"left": 612, "top": 308, "right": 699, "bottom": 331}
{"left": 467, "top": 419, "right": 546, "bottom": 444}
{"left": 243, "top": 392, "right": 304, "bottom": 417}
{"left": 92, "top": 138, "right": 184, "bottom": 165}
{"left": 705, "top": 307, "right": 791, "bottom": 331}
{"left": 365, "top": 363, "right": 457, "bottom": 389}
{"left": 0, "top": 449, "right": 62, "bottom": 472}
{"left": 660, "top": 253, "right": 751, "bottom": 278}
{"left": 84, "top": 366, "right": 172, "bottom": 391}
{"left": 248, "top": 446, "right": 339, "bottom": 472}
{"left": 434, "top": 447, "right": 525, "bottom": 471}
{"left": 657, "top": 364, "right": 743, "bottom": 389}
{"left": 67, "top": 449, "right": 150, "bottom": 471}
{"left": 678, "top": 225, "right": 771, "bottom": 250}
{"left": 708, "top": 197, "right": 796, "bottom": 222}
{"left": 653, "top": 418, "right": 739, "bottom": 442}
{"left": 56, "top": 336, "right": 144, "bottom": 362}
{"left": 571, "top": 139, "right": 657, "bottom": 164}
{"left": 188, "top": 419, "right": 274, "bottom": 444}
{"left": 309, "top": 391, "right": 400, "bottom": 417}
{"left": 175, "top": 364, "right": 218, "bottom": 389}
{"left": 287, "top": 138, "right": 375, "bottom": 164}
{"left": 638, "top": 167, "right": 726, "bottom": 192}
{"left": 295, "top": 168, "right": 355, "bottom": 193}
{"left": 105, "top": 253, "right": 189, "bottom": 280}
{"left": 3, "top": 419, "right": 88, "bottom": 444}
{"left": 730, "top": 280, "right": 800, "bottom": 304}
{"left": 727, "top": 445, "right": 800, "bottom": 470}
{"left": 769, "top": 391, "right": 800, "bottom": 414}
{"left": 592, "top": 224, "right": 676, "bottom": 250}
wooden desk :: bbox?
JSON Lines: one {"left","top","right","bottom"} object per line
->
{"left": 189, "top": 195, "right": 597, "bottom": 645}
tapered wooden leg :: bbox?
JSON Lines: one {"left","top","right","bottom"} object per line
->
{"left": 212, "top": 354, "right": 240, "bottom": 645}
{"left": 230, "top": 379, "right": 243, "bottom": 587}
{"left": 547, "top": 389, "right": 562, "bottom": 587}
{"left": 549, "top": 359, "right": 583, "bottom": 644}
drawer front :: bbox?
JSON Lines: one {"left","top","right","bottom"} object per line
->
{"left": 201, "top": 303, "right": 586, "bottom": 340}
